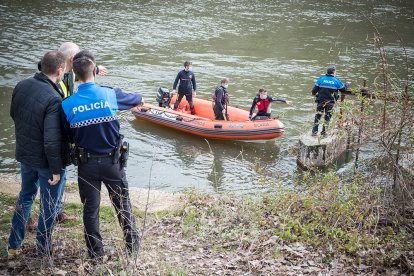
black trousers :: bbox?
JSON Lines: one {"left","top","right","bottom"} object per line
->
{"left": 174, "top": 92, "right": 194, "bottom": 109}
{"left": 213, "top": 105, "right": 225, "bottom": 120}
{"left": 312, "top": 101, "right": 335, "bottom": 134}
{"left": 252, "top": 111, "right": 271, "bottom": 120}
{"left": 78, "top": 156, "right": 139, "bottom": 258}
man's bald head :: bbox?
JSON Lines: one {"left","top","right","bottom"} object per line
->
{"left": 58, "top": 42, "right": 80, "bottom": 59}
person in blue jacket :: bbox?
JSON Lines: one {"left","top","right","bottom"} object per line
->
{"left": 311, "top": 66, "right": 347, "bottom": 136}
{"left": 61, "top": 50, "right": 143, "bottom": 259}
{"left": 172, "top": 61, "right": 197, "bottom": 114}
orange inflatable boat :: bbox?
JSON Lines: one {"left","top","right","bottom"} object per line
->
{"left": 132, "top": 91, "right": 284, "bottom": 140}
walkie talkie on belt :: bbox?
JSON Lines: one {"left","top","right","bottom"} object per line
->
{"left": 120, "top": 141, "right": 129, "bottom": 168}
{"left": 77, "top": 147, "right": 87, "bottom": 164}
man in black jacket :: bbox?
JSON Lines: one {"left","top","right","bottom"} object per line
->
{"left": 7, "top": 51, "right": 68, "bottom": 257}
{"left": 27, "top": 42, "right": 108, "bottom": 229}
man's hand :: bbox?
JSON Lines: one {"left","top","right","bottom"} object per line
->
{"left": 192, "top": 90, "right": 196, "bottom": 97}
{"left": 97, "top": 65, "right": 108, "bottom": 76}
{"left": 172, "top": 89, "right": 176, "bottom": 94}
{"left": 138, "top": 97, "right": 145, "bottom": 107}
{"left": 285, "top": 100, "right": 292, "bottom": 105}
{"left": 48, "top": 174, "right": 61, "bottom": 185}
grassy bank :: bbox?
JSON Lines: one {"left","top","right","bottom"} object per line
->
{"left": 0, "top": 171, "right": 413, "bottom": 275}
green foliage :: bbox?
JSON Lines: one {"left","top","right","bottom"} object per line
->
{"left": 177, "top": 171, "right": 412, "bottom": 267}
{"left": 61, "top": 202, "right": 83, "bottom": 227}
{"left": 267, "top": 173, "right": 364, "bottom": 250}
{"left": 0, "top": 194, "right": 14, "bottom": 232}
{"left": 259, "top": 171, "right": 412, "bottom": 259}
{"left": 64, "top": 181, "right": 79, "bottom": 192}
{"left": 164, "top": 264, "right": 188, "bottom": 276}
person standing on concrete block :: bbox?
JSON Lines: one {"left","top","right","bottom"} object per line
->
{"left": 311, "top": 66, "right": 347, "bottom": 136}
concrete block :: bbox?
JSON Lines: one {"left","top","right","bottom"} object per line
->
{"left": 297, "top": 133, "right": 348, "bottom": 170}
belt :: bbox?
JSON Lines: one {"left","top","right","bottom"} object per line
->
{"left": 87, "top": 151, "right": 114, "bottom": 158}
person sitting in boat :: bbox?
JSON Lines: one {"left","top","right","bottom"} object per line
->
{"left": 213, "top": 78, "right": 229, "bottom": 120}
{"left": 172, "top": 61, "right": 197, "bottom": 115}
{"left": 249, "top": 88, "right": 288, "bottom": 120}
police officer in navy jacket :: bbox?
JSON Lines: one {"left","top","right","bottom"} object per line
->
{"left": 172, "top": 61, "right": 197, "bottom": 114}
{"left": 311, "top": 66, "right": 347, "bottom": 136}
{"left": 61, "top": 50, "right": 143, "bottom": 258}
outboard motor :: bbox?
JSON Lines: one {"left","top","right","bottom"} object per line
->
{"left": 156, "top": 87, "right": 171, "bottom": 108}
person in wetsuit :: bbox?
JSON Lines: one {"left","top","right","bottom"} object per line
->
{"left": 249, "top": 88, "right": 288, "bottom": 120}
{"left": 172, "top": 61, "right": 197, "bottom": 114}
{"left": 213, "top": 78, "right": 229, "bottom": 120}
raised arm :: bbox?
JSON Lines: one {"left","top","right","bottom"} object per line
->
{"left": 96, "top": 65, "right": 108, "bottom": 76}
{"left": 114, "top": 88, "right": 143, "bottom": 110}
{"left": 269, "top": 96, "right": 287, "bottom": 104}
{"left": 337, "top": 79, "right": 346, "bottom": 93}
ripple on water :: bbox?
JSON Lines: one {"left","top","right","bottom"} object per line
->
{"left": 0, "top": 0, "right": 413, "bottom": 193}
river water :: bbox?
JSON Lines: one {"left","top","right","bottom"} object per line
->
{"left": 0, "top": 0, "right": 413, "bottom": 192}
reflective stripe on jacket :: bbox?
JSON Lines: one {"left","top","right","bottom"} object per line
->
{"left": 59, "top": 71, "right": 76, "bottom": 98}
{"left": 312, "top": 74, "right": 345, "bottom": 102}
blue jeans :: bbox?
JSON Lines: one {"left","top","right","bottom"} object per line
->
{"left": 56, "top": 173, "right": 67, "bottom": 214}
{"left": 8, "top": 162, "right": 66, "bottom": 255}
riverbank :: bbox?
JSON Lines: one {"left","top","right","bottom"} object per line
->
{"left": 0, "top": 172, "right": 412, "bottom": 275}
{"left": 0, "top": 173, "right": 181, "bottom": 213}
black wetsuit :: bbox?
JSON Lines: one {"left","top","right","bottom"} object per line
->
{"left": 213, "top": 85, "right": 228, "bottom": 120}
{"left": 173, "top": 70, "right": 196, "bottom": 111}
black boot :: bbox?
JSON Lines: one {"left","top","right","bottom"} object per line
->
{"left": 321, "top": 125, "right": 327, "bottom": 136}
{"left": 311, "top": 125, "right": 318, "bottom": 137}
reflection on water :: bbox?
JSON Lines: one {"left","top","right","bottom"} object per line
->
{"left": 0, "top": 0, "right": 413, "bottom": 192}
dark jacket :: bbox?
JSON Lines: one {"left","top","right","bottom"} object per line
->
{"left": 173, "top": 70, "right": 196, "bottom": 94}
{"left": 213, "top": 86, "right": 228, "bottom": 111}
{"left": 312, "top": 74, "right": 345, "bottom": 103}
{"left": 10, "top": 72, "right": 67, "bottom": 174}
